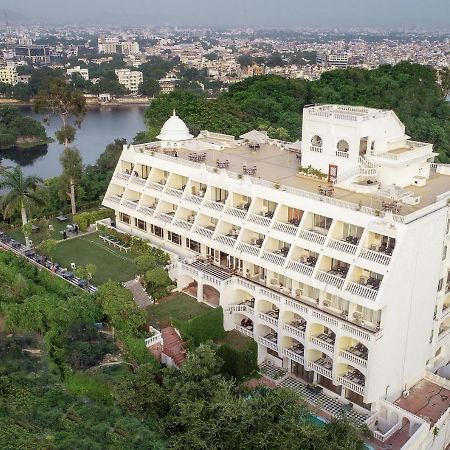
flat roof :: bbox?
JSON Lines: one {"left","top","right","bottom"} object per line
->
{"left": 150, "top": 140, "right": 450, "bottom": 218}
{"left": 304, "top": 104, "right": 387, "bottom": 119}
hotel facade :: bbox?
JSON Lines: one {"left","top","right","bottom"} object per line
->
{"left": 103, "top": 105, "right": 450, "bottom": 449}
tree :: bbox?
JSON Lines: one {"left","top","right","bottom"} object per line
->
{"left": 439, "top": 67, "right": 450, "bottom": 98}
{"left": 38, "top": 239, "right": 58, "bottom": 260}
{"left": 237, "top": 53, "right": 254, "bottom": 68}
{"left": 138, "top": 79, "right": 160, "bottom": 97}
{"left": 0, "top": 167, "right": 43, "bottom": 246}
{"left": 60, "top": 147, "right": 83, "bottom": 214}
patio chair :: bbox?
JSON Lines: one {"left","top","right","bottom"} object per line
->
{"left": 71, "top": 263, "right": 76, "bottom": 270}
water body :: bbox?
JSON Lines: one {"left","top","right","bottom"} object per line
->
{"left": 0, "top": 106, "right": 146, "bottom": 179}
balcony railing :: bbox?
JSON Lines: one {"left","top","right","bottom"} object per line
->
{"left": 122, "top": 199, "right": 138, "bottom": 210}
{"left": 336, "top": 150, "right": 349, "bottom": 158}
{"left": 137, "top": 205, "right": 155, "bottom": 217}
{"left": 316, "top": 270, "right": 346, "bottom": 289}
{"left": 310, "top": 145, "right": 323, "bottom": 153}
{"left": 339, "top": 350, "right": 368, "bottom": 369}
{"left": 193, "top": 225, "right": 214, "bottom": 239}
{"left": 115, "top": 171, "right": 131, "bottom": 182}
{"left": 284, "top": 298, "right": 308, "bottom": 314}
{"left": 154, "top": 212, "right": 173, "bottom": 223}
{"left": 164, "top": 186, "right": 184, "bottom": 199}
{"left": 248, "top": 213, "right": 272, "bottom": 228}
{"left": 129, "top": 176, "right": 147, "bottom": 186}
{"left": 105, "top": 194, "right": 122, "bottom": 204}
{"left": 258, "top": 336, "right": 279, "bottom": 352}
{"left": 359, "top": 248, "right": 391, "bottom": 266}
{"left": 310, "top": 336, "right": 335, "bottom": 353}
{"left": 281, "top": 348, "right": 304, "bottom": 365}
{"left": 299, "top": 229, "right": 327, "bottom": 246}
{"left": 147, "top": 181, "right": 165, "bottom": 192}
{"left": 258, "top": 312, "right": 279, "bottom": 327}
{"left": 286, "top": 260, "right": 314, "bottom": 277}
{"left": 337, "top": 375, "right": 365, "bottom": 395}
{"left": 327, "top": 238, "right": 358, "bottom": 255}
{"left": 311, "top": 310, "right": 339, "bottom": 327}
{"left": 261, "top": 250, "right": 286, "bottom": 267}
{"left": 183, "top": 193, "right": 203, "bottom": 205}
{"left": 203, "top": 199, "right": 225, "bottom": 213}
{"left": 225, "top": 206, "right": 248, "bottom": 220}
{"left": 214, "top": 233, "right": 237, "bottom": 248}
{"left": 237, "top": 242, "right": 261, "bottom": 257}
{"left": 307, "top": 361, "right": 332, "bottom": 379}
{"left": 173, "top": 218, "right": 193, "bottom": 231}
{"left": 283, "top": 323, "right": 305, "bottom": 339}
{"left": 346, "top": 282, "right": 379, "bottom": 301}
{"left": 144, "top": 326, "right": 162, "bottom": 347}
{"left": 235, "top": 324, "right": 254, "bottom": 338}
{"left": 227, "top": 303, "right": 255, "bottom": 316}
{"left": 273, "top": 221, "right": 298, "bottom": 236}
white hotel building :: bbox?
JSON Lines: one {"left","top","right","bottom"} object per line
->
{"left": 103, "top": 106, "right": 450, "bottom": 449}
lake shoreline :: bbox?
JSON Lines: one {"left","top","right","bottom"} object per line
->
{"left": 0, "top": 98, "right": 151, "bottom": 108}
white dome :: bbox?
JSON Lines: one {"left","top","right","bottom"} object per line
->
{"left": 156, "top": 110, "right": 193, "bottom": 142}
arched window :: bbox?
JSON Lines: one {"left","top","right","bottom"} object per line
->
{"left": 337, "top": 139, "right": 349, "bottom": 152}
{"left": 311, "top": 135, "right": 323, "bottom": 147}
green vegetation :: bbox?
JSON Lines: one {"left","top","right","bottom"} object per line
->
{"left": 73, "top": 207, "right": 114, "bottom": 231}
{"left": 139, "top": 62, "right": 450, "bottom": 161}
{"left": 52, "top": 233, "right": 140, "bottom": 285}
{"left": 0, "top": 106, "right": 49, "bottom": 149}
{"left": 147, "top": 292, "right": 211, "bottom": 327}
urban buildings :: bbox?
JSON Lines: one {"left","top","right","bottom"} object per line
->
{"left": 14, "top": 44, "right": 50, "bottom": 64}
{"left": 103, "top": 106, "right": 450, "bottom": 450}
{"left": 98, "top": 36, "right": 120, "bottom": 54}
{"left": 66, "top": 65, "right": 89, "bottom": 81}
{"left": 158, "top": 73, "right": 179, "bottom": 94}
{"left": 0, "top": 63, "right": 18, "bottom": 85}
{"left": 115, "top": 68, "right": 143, "bottom": 93}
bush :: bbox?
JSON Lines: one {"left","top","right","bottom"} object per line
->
{"left": 73, "top": 208, "right": 114, "bottom": 231}
{"left": 66, "top": 373, "right": 113, "bottom": 405}
{"left": 119, "top": 332, "right": 158, "bottom": 366}
{"left": 173, "top": 307, "right": 226, "bottom": 348}
{"left": 217, "top": 340, "right": 258, "bottom": 381}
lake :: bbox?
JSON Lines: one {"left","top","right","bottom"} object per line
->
{"left": 0, "top": 105, "right": 147, "bottom": 179}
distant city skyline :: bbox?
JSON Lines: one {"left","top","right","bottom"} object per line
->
{"left": 2, "top": 0, "right": 450, "bottom": 28}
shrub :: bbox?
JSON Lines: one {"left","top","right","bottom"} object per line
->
{"left": 73, "top": 208, "right": 114, "bottom": 231}
{"left": 66, "top": 373, "right": 113, "bottom": 405}
{"left": 217, "top": 339, "right": 258, "bottom": 381}
{"left": 173, "top": 307, "right": 226, "bottom": 348}
{"left": 119, "top": 332, "right": 158, "bottom": 366}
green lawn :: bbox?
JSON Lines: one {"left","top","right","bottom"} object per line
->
{"left": 218, "top": 330, "right": 254, "bottom": 351}
{"left": 52, "top": 232, "right": 140, "bottom": 285}
{"left": 148, "top": 292, "right": 211, "bottom": 327}
{"left": 7, "top": 216, "right": 73, "bottom": 245}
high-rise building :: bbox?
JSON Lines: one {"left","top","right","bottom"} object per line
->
{"left": 317, "top": 52, "right": 349, "bottom": 68}
{"left": 14, "top": 44, "right": 50, "bottom": 64}
{"left": 103, "top": 106, "right": 450, "bottom": 450}
{"left": 121, "top": 41, "right": 140, "bottom": 56}
{"left": 0, "top": 64, "right": 18, "bottom": 85}
{"left": 66, "top": 66, "right": 89, "bottom": 81}
{"left": 115, "top": 68, "right": 143, "bottom": 93}
{"left": 98, "top": 35, "right": 120, "bottom": 54}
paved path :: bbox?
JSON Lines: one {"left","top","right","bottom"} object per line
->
{"left": 123, "top": 279, "right": 152, "bottom": 308}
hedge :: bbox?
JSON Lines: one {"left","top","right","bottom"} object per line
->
{"left": 217, "top": 340, "right": 258, "bottom": 381}
{"left": 173, "top": 307, "right": 226, "bottom": 348}
{"left": 73, "top": 208, "right": 114, "bottom": 231}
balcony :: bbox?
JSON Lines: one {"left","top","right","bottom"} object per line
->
{"left": 138, "top": 205, "right": 156, "bottom": 217}
{"left": 281, "top": 345, "right": 304, "bottom": 365}
{"left": 283, "top": 320, "right": 306, "bottom": 339}
{"left": 129, "top": 175, "right": 147, "bottom": 187}
{"left": 299, "top": 229, "right": 327, "bottom": 246}
{"left": 286, "top": 260, "right": 314, "bottom": 277}
{"left": 327, "top": 238, "right": 359, "bottom": 255}
{"left": 336, "top": 150, "right": 349, "bottom": 158}
{"left": 154, "top": 211, "right": 174, "bottom": 224}
{"left": 114, "top": 171, "right": 131, "bottom": 182}
{"left": 235, "top": 324, "right": 254, "bottom": 338}
{"left": 237, "top": 241, "right": 262, "bottom": 257}
{"left": 164, "top": 186, "right": 184, "bottom": 199}
{"left": 121, "top": 199, "right": 138, "bottom": 211}
{"left": 346, "top": 281, "right": 379, "bottom": 301}
{"left": 258, "top": 333, "right": 279, "bottom": 352}
{"left": 193, "top": 225, "right": 215, "bottom": 239}
{"left": 147, "top": 180, "right": 165, "bottom": 194}
{"left": 203, "top": 199, "right": 225, "bottom": 214}
{"left": 339, "top": 347, "right": 368, "bottom": 369}
{"left": 310, "top": 332, "right": 335, "bottom": 353}
{"left": 227, "top": 300, "right": 255, "bottom": 316}
{"left": 173, "top": 218, "right": 193, "bottom": 231}
{"left": 310, "top": 145, "right": 323, "bottom": 153}
{"left": 214, "top": 233, "right": 237, "bottom": 248}
{"left": 316, "top": 270, "right": 346, "bottom": 289}
{"left": 261, "top": 250, "right": 287, "bottom": 267}
{"left": 359, "top": 248, "right": 391, "bottom": 266}
{"left": 183, "top": 193, "right": 203, "bottom": 205}
{"left": 248, "top": 212, "right": 272, "bottom": 228}
{"left": 337, "top": 370, "right": 365, "bottom": 395}
{"left": 272, "top": 220, "right": 299, "bottom": 237}
{"left": 308, "top": 357, "right": 333, "bottom": 378}
{"left": 258, "top": 310, "right": 279, "bottom": 327}
{"left": 225, "top": 206, "right": 248, "bottom": 220}
{"left": 105, "top": 194, "right": 122, "bottom": 205}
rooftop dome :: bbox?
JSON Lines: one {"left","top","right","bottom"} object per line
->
{"left": 156, "top": 110, "right": 193, "bottom": 142}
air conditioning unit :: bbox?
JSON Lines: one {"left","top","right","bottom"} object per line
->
{"left": 402, "top": 390, "right": 410, "bottom": 398}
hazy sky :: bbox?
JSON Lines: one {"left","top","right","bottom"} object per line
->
{"left": 3, "top": 0, "right": 450, "bottom": 28}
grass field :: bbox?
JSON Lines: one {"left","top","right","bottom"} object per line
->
{"left": 7, "top": 216, "right": 73, "bottom": 245}
{"left": 218, "top": 329, "right": 254, "bottom": 350}
{"left": 52, "top": 232, "right": 140, "bottom": 285}
{"left": 147, "top": 292, "right": 211, "bottom": 327}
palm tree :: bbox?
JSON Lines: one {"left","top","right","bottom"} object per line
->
{"left": 0, "top": 167, "right": 43, "bottom": 247}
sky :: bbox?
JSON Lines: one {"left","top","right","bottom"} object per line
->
{"left": 3, "top": 0, "right": 450, "bottom": 28}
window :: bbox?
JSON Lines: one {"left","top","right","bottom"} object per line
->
{"left": 343, "top": 223, "right": 363, "bottom": 238}
{"left": 437, "top": 278, "right": 443, "bottom": 292}
{"left": 337, "top": 139, "right": 349, "bottom": 152}
{"left": 168, "top": 231, "right": 181, "bottom": 246}
{"left": 186, "top": 238, "right": 200, "bottom": 253}
{"left": 313, "top": 214, "right": 332, "bottom": 230}
{"left": 311, "top": 135, "right": 323, "bottom": 147}
{"left": 120, "top": 213, "right": 130, "bottom": 224}
{"left": 151, "top": 224, "right": 163, "bottom": 238}
{"left": 134, "top": 218, "right": 146, "bottom": 231}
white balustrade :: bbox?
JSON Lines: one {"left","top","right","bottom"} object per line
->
{"left": 299, "top": 229, "right": 326, "bottom": 246}
{"left": 138, "top": 205, "right": 155, "bottom": 217}
{"left": 341, "top": 323, "right": 371, "bottom": 342}
{"left": 258, "top": 336, "right": 279, "bottom": 352}
{"left": 283, "top": 323, "right": 305, "bottom": 339}
{"left": 248, "top": 213, "right": 272, "bottom": 228}
{"left": 193, "top": 226, "right": 214, "bottom": 239}
{"left": 144, "top": 326, "right": 162, "bottom": 347}
{"left": 286, "top": 260, "right": 314, "bottom": 277}
{"left": 258, "top": 312, "right": 279, "bottom": 327}
{"left": 115, "top": 172, "right": 131, "bottom": 181}
{"left": 339, "top": 350, "right": 368, "bottom": 368}
{"left": 204, "top": 199, "right": 225, "bottom": 213}
{"left": 327, "top": 238, "right": 358, "bottom": 255}
{"left": 122, "top": 199, "right": 138, "bottom": 210}
{"left": 312, "top": 310, "right": 339, "bottom": 327}
{"left": 316, "top": 271, "right": 346, "bottom": 289}
{"left": 337, "top": 376, "right": 365, "bottom": 395}
{"left": 183, "top": 193, "right": 203, "bottom": 205}
{"left": 105, "top": 194, "right": 122, "bottom": 204}
{"left": 165, "top": 186, "right": 183, "bottom": 199}
{"left": 154, "top": 212, "right": 173, "bottom": 223}
{"left": 307, "top": 361, "right": 332, "bottom": 379}
{"left": 173, "top": 218, "right": 192, "bottom": 231}
{"left": 225, "top": 206, "right": 247, "bottom": 220}
{"left": 336, "top": 151, "right": 349, "bottom": 158}
{"left": 284, "top": 298, "right": 308, "bottom": 314}
{"left": 235, "top": 324, "right": 254, "bottom": 338}
{"left": 261, "top": 250, "right": 286, "bottom": 267}
{"left": 237, "top": 242, "right": 260, "bottom": 256}
{"left": 214, "top": 234, "right": 236, "bottom": 248}
{"left": 359, "top": 248, "right": 391, "bottom": 266}
{"left": 310, "top": 145, "right": 323, "bottom": 153}
{"left": 346, "top": 282, "right": 379, "bottom": 301}
{"left": 282, "top": 348, "right": 304, "bottom": 365}
{"left": 273, "top": 221, "right": 298, "bottom": 236}
{"left": 310, "top": 336, "right": 335, "bottom": 353}
{"left": 130, "top": 176, "right": 146, "bottom": 186}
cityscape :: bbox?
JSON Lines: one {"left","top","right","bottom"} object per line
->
{"left": 0, "top": 1, "right": 449, "bottom": 450}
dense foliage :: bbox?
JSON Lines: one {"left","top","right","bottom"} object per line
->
{"left": 139, "top": 62, "right": 450, "bottom": 161}
{"left": 0, "top": 106, "right": 48, "bottom": 148}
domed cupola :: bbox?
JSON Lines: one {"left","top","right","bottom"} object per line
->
{"left": 156, "top": 110, "right": 193, "bottom": 145}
